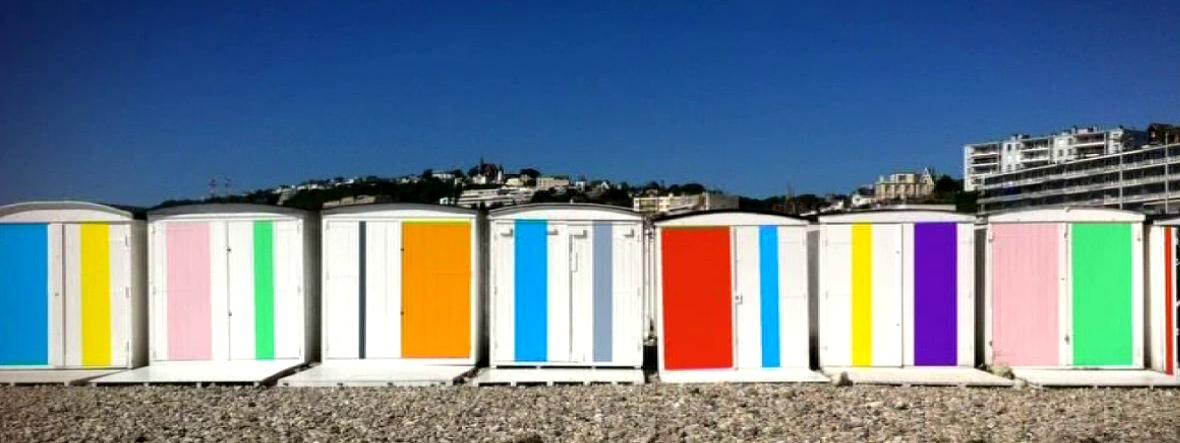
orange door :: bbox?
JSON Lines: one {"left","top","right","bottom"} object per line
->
{"left": 402, "top": 221, "right": 472, "bottom": 358}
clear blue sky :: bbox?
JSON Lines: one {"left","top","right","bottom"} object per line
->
{"left": 2, "top": 1, "right": 1178, "bottom": 206}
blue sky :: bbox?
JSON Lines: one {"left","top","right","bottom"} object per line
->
{"left": 1, "top": 0, "right": 1177, "bottom": 206}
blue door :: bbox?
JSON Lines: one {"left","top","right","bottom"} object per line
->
{"left": 0, "top": 224, "right": 50, "bottom": 366}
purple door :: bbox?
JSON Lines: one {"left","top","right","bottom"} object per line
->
{"left": 914, "top": 223, "right": 958, "bottom": 366}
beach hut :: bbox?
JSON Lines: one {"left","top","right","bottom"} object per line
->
{"left": 654, "top": 211, "right": 824, "bottom": 383}
{"left": 815, "top": 211, "right": 1007, "bottom": 386}
{"left": 479, "top": 204, "right": 644, "bottom": 385}
{"left": 1145, "top": 218, "right": 1180, "bottom": 379}
{"left": 984, "top": 208, "right": 1175, "bottom": 386}
{"left": 94, "top": 204, "right": 318, "bottom": 385}
{"left": 0, "top": 202, "right": 147, "bottom": 385}
{"left": 280, "top": 204, "right": 482, "bottom": 386}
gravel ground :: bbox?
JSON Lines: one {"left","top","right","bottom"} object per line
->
{"left": 1, "top": 384, "right": 1177, "bottom": 442}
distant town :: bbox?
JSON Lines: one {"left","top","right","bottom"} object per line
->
{"left": 148, "top": 121, "right": 1179, "bottom": 218}
{"left": 154, "top": 157, "right": 966, "bottom": 218}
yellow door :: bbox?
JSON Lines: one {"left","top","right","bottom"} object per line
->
{"left": 402, "top": 221, "right": 472, "bottom": 358}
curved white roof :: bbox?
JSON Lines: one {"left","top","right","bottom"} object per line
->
{"left": 149, "top": 203, "right": 311, "bottom": 222}
{"left": 819, "top": 210, "right": 975, "bottom": 224}
{"left": 323, "top": 203, "right": 478, "bottom": 220}
{"left": 0, "top": 201, "right": 136, "bottom": 223}
{"left": 655, "top": 211, "right": 808, "bottom": 227}
{"left": 1150, "top": 216, "right": 1180, "bottom": 226}
{"left": 489, "top": 203, "right": 641, "bottom": 222}
{"left": 986, "top": 207, "right": 1145, "bottom": 224}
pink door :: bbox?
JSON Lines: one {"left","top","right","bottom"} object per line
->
{"left": 991, "top": 224, "right": 1060, "bottom": 367}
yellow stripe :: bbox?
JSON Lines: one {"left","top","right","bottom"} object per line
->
{"left": 81, "top": 224, "right": 112, "bottom": 367}
{"left": 851, "top": 224, "right": 873, "bottom": 367}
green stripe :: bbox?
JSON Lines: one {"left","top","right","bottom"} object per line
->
{"left": 253, "top": 221, "right": 275, "bottom": 360}
{"left": 1071, "top": 223, "right": 1133, "bottom": 366}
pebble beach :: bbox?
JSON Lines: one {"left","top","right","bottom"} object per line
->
{"left": 3, "top": 384, "right": 1177, "bottom": 442}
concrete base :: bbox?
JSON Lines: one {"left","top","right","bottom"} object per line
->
{"left": 1013, "top": 369, "right": 1180, "bottom": 388}
{"left": 0, "top": 369, "right": 127, "bottom": 386}
{"left": 658, "top": 368, "right": 829, "bottom": 384}
{"left": 822, "top": 367, "right": 1014, "bottom": 387}
{"left": 278, "top": 361, "right": 474, "bottom": 387}
{"left": 90, "top": 360, "right": 305, "bottom": 386}
{"left": 472, "top": 368, "right": 645, "bottom": 386}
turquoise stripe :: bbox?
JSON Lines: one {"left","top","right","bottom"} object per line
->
{"left": 515, "top": 220, "right": 547, "bottom": 362}
{"left": 759, "top": 226, "right": 781, "bottom": 368}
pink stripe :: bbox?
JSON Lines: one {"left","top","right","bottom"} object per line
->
{"left": 166, "top": 223, "right": 212, "bottom": 360}
{"left": 991, "top": 224, "right": 1059, "bottom": 366}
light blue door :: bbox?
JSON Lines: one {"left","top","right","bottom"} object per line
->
{"left": 0, "top": 224, "right": 50, "bottom": 366}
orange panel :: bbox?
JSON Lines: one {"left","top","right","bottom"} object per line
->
{"left": 402, "top": 221, "right": 472, "bottom": 358}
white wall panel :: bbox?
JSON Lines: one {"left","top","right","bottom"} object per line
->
{"left": 63, "top": 224, "right": 82, "bottom": 367}
{"left": 323, "top": 221, "right": 359, "bottom": 359}
{"left": 613, "top": 224, "right": 644, "bottom": 366}
{"left": 491, "top": 222, "right": 515, "bottom": 363}
{"left": 820, "top": 225, "right": 852, "bottom": 366}
{"left": 734, "top": 226, "right": 762, "bottom": 369}
{"left": 901, "top": 223, "right": 915, "bottom": 367}
{"left": 779, "top": 226, "right": 810, "bottom": 368}
{"left": 546, "top": 224, "right": 571, "bottom": 363}
{"left": 367, "top": 221, "right": 402, "bottom": 359}
{"left": 871, "top": 225, "right": 903, "bottom": 367}
{"left": 569, "top": 224, "right": 594, "bottom": 363}
{"left": 48, "top": 224, "right": 64, "bottom": 367}
{"left": 109, "top": 224, "right": 130, "bottom": 366}
{"left": 209, "top": 222, "right": 229, "bottom": 362}
{"left": 273, "top": 221, "right": 302, "bottom": 359}
{"left": 226, "top": 221, "right": 256, "bottom": 360}
{"left": 956, "top": 223, "right": 975, "bottom": 367}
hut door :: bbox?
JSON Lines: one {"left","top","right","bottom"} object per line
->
{"left": 226, "top": 220, "right": 293, "bottom": 361}
{"left": 0, "top": 223, "right": 54, "bottom": 367}
{"left": 160, "top": 221, "right": 219, "bottom": 362}
{"left": 402, "top": 220, "right": 472, "bottom": 359}
{"left": 661, "top": 227, "right": 733, "bottom": 370}
{"left": 62, "top": 223, "right": 130, "bottom": 368}
{"left": 1070, "top": 224, "right": 1136, "bottom": 367}
{"left": 990, "top": 224, "right": 1061, "bottom": 367}
{"left": 733, "top": 226, "right": 764, "bottom": 369}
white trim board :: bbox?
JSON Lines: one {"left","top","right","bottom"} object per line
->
{"left": 1012, "top": 369, "right": 1180, "bottom": 388}
{"left": 472, "top": 368, "right": 645, "bottom": 386}
{"left": 658, "top": 368, "right": 829, "bottom": 384}
{"left": 90, "top": 360, "right": 304, "bottom": 385}
{"left": 278, "top": 362, "right": 473, "bottom": 387}
{"left": 0, "top": 369, "right": 126, "bottom": 386}
{"left": 821, "top": 367, "right": 1014, "bottom": 387}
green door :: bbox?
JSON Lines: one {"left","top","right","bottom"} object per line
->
{"left": 1071, "top": 223, "right": 1134, "bottom": 366}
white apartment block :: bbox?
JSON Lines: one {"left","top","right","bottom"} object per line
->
{"left": 632, "top": 192, "right": 739, "bottom": 217}
{"left": 964, "top": 126, "right": 1144, "bottom": 191}
{"left": 455, "top": 187, "right": 535, "bottom": 209}
{"left": 977, "top": 142, "right": 1180, "bottom": 215}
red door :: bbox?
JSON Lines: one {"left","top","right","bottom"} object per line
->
{"left": 661, "top": 227, "right": 733, "bottom": 370}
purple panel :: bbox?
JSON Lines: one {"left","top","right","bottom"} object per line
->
{"left": 914, "top": 223, "right": 958, "bottom": 366}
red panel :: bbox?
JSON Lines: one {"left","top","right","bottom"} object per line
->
{"left": 1167, "top": 228, "right": 1175, "bottom": 375}
{"left": 661, "top": 227, "right": 733, "bottom": 370}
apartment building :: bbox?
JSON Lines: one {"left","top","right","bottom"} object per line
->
{"left": 632, "top": 192, "right": 738, "bottom": 217}
{"left": 977, "top": 142, "right": 1180, "bottom": 215}
{"left": 964, "top": 126, "right": 1145, "bottom": 191}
